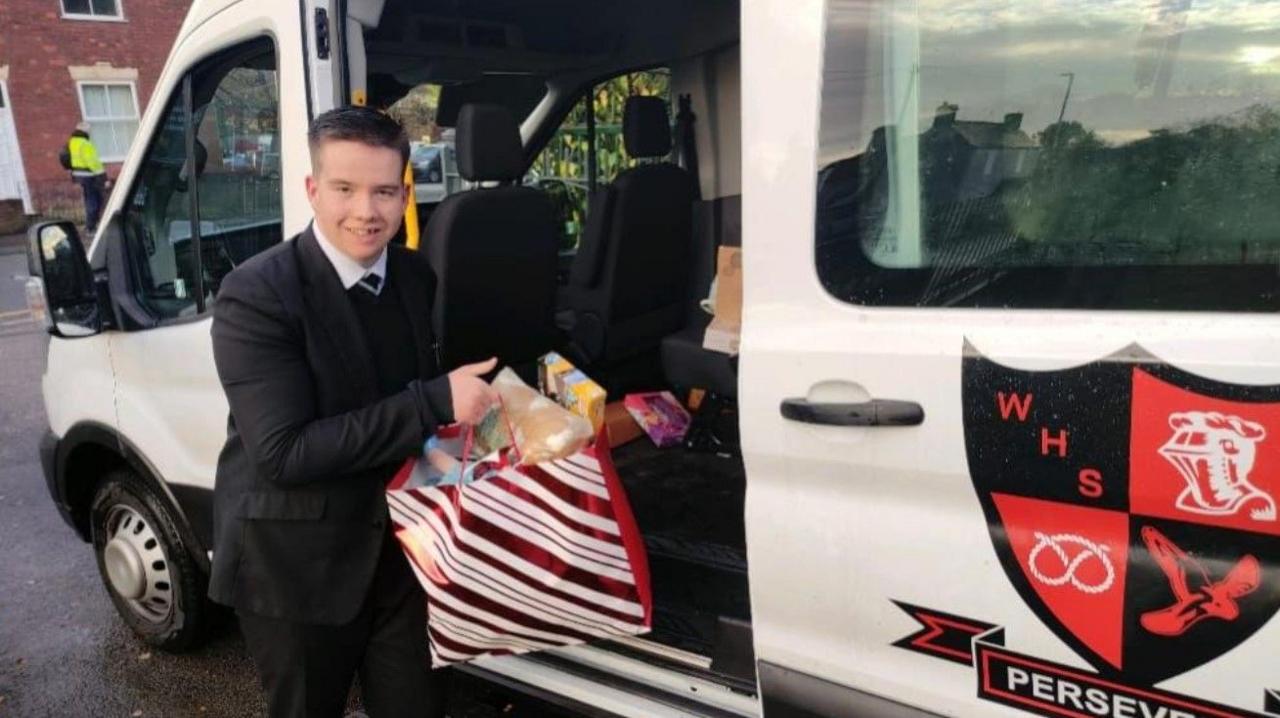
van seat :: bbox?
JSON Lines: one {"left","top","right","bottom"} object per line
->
{"left": 424, "top": 103, "right": 560, "bottom": 377}
{"left": 660, "top": 194, "right": 741, "bottom": 400}
{"left": 661, "top": 314, "right": 737, "bottom": 399}
{"left": 560, "top": 96, "right": 697, "bottom": 375}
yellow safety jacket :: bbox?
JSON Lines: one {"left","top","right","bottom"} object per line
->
{"left": 68, "top": 135, "right": 105, "bottom": 177}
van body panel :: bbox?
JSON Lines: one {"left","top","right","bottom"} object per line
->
{"left": 177, "top": 0, "right": 247, "bottom": 44}
{"left": 98, "top": 1, "right": 309, "bottom": 523}
{"left": 42, "top": 334, "right": 116, "bottom": 438}
{"left": 110, "top": 321, "right": 224, "bottom": 496}
{"left": 742, "top": 0, "right": 1280, "bottom": 715}
{"left": 301, "top": 0, "right": 342, "bottom": 118}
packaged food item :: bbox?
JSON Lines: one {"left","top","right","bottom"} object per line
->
{"left": 540, "top": 352, "right": 575, "bottom": 396}
{"left": 492, "top": 367, "right": 593, "bottom": 464}
{"left": 399, "top": 437, "right": 466, "bottom": 489}
{"left": 473, "top": 403, "right": 514, "bottom": 455}
{"left": 540, "top": 352, "right": 606, "bottom": 434}
{"left": 623, "top": 391, "right": 692, "bottom": 448}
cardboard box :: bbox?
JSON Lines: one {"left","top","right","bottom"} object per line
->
{"left": 604, "top": 401, "right": 644, "bottom": 448}
{"left": 540, "top": 352, "right": 574, "bottom": 397}
{"left": 703, "top": 246, "right": 742, "bottom": 354}
{"left": 712, "top": 246, "right": 742, "bottom": 325}
{"left": 703, "top": 316, "right": 740, "bottom": 355}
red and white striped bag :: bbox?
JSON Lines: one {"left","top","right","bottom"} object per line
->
{"left": 386, "top": 425, "right": 652, "bottom": 667}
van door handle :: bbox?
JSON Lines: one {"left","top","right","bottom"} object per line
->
{"left": 780, "top": 398, "right": 925, "bottom": 426}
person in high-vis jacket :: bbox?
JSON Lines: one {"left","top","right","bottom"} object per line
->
{"left": 67, "top": 122, "right": 107, "bottom": 233}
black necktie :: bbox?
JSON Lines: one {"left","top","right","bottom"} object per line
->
{"left": 358, "top": 273, "right": 382, "bottom": 295}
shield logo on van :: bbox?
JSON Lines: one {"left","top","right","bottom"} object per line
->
{"left": 962, "top": 342, "right": 1280, "bottom": 685}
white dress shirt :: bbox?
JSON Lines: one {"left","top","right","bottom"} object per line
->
{"left": 311, "top": 221, "right": 388, "bottom": 296}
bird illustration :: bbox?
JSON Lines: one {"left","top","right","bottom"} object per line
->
{"left": 1139, "top": 526, "right": 1260, "bottom": 637}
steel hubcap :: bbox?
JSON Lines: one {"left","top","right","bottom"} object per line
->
{"left": 104, "top": 537, "right": 145, "bottom": 598}
{"left": 103, "top": 505, "right": 174, "bottom": 624}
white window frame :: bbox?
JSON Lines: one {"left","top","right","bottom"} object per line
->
{"left": 0, "top": 77, "right": 36, "bottom": 214}
{"left": 75, "top": 80, "right": 140, "bottom": 162}
{"left": 60, "top": 0, "right": 125, "bottom": 22}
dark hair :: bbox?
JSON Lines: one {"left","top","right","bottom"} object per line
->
{"left": 307, "top": 105, "right": 409, "bottom": 169}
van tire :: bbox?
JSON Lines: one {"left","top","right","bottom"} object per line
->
{"left": 89, "top": 469, "right": 207, "bottom": 652}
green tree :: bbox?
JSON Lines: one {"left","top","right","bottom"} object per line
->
{"left": 530, "top": 70, "right": 671, "bottom": 250}
{"left": 386, "top": 84, "right": 442, "bottom": 142}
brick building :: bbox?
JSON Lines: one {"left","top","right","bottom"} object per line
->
{"left": 0, "top": 0, "right": 190, "bottom": 229}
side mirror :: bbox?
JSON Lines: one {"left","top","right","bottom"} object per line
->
{"left": 26, "top": 221, "right": 102, "bottom": 337}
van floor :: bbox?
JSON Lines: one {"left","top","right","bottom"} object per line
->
{"left": 610, "top": 435, "right": 750, "bottom": 658}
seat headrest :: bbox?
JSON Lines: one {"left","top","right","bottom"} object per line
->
{"left": 623, "top": 96, "right": 671, "bottom": 159}
{"left": 456, "top": 103, "right": 523, "bottom": 182}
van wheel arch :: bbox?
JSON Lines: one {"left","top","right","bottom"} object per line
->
{"left": 58, "top": 422, "right": 211, "bottom": 574}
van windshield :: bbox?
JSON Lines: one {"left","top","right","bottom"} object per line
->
{"left": 816, "top": 0, "right": 1280, "bottom": 310}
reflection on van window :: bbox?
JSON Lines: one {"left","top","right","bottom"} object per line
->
{"left": 387, "top": 84, "right": 462, "bottom": 205}
{"left": 124, "top": 89, "right": 200, "bottom": 319}
{"left": 816, "top": 0, "right": 1280, "bottom": 311}
{"left": 195, "top": 60, "right": 281, "bottom": 299}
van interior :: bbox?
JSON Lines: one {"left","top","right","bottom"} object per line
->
{"left": 351, "top": 0, "right": 751, "bottom": 695}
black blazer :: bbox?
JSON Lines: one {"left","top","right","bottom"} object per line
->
{"left": 208, "top": 227, "right": 453, "bottom": 625}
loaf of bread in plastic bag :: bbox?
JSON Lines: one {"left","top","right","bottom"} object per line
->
{"left": 486, "top": 367, "right": 593, "bottom": 464}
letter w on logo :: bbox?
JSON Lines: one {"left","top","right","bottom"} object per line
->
{"left": 997, "top": 392, "right": 1033, "bottom": 422}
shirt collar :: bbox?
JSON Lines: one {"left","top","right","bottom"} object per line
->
{"left": 311, "top": 221, "right": 387, "bottom": 294}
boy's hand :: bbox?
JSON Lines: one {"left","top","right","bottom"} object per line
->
{"left": 448, "top": 357, "right": 499, "bottom": 424}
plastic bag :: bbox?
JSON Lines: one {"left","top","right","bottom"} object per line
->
{"left": 484, "top": 367, "right": 593, "bottom": 464}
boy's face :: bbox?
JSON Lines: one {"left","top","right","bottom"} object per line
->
{"left": 305, "top": 139, "right": 408, "bottom": 266}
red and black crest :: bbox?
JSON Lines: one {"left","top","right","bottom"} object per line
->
{"left": 963, "top": 342, "right": 1280, "bottom": 685}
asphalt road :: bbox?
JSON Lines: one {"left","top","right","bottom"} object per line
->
{"left": 0, "top": 237, "right": 577, "bottom": 718}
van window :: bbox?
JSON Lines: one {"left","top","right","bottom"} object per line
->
{"left": 528, "top": 69, "right": 670, "bottom": 251}
{"left": 122, "top": 38, "right": 280, "bottom": 320}
{"left": 815, "top": 0, "right": 1280, "bottom": 312}
{"left": 386, "top": 84, "right": 462, "bottom": 204}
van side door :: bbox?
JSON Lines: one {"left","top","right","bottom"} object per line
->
{"left": 106, "top": 7, "right": 298, "bottom": 548}
{"left": 742, "top": 1, "right": 1280, "bottom": 715}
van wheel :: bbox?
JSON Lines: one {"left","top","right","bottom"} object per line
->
{"left": 89, "top": 469, "right": 206, "bottom": 652}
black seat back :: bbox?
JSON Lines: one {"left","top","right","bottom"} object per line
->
{"left": 424, "top": 104, "right": 559, "bottom": 372}
{"left": 566, "top": 96, "right": 697, "bottom": 363}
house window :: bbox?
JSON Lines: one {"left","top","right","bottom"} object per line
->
{"left": 61, "top": 0, "right": 123, "bottom": 20}
{"left": 77, "top": 82, "right": 139, "bottom": 162}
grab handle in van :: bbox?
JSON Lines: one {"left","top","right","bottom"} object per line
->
{"left": 779, "top": 398, "right": 924, "bottom": 427}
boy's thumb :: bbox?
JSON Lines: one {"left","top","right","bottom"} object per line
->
{"left": 460, "top": 357, "right": 498, "bottom": 376}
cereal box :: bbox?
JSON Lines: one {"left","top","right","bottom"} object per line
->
{"left": 540, "top": 352, "right": 606, "bottom": 434}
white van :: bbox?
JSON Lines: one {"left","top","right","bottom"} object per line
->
{"left": 28, "top": 0, "right": 1280, "bottom": 716}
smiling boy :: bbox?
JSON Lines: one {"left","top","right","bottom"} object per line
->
{"left": 209, "top": 107, "right": 496, "bottom": 717}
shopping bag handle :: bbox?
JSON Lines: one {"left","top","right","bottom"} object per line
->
{"left": 456, "top": 397, "right": 520, "bottom": 486}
